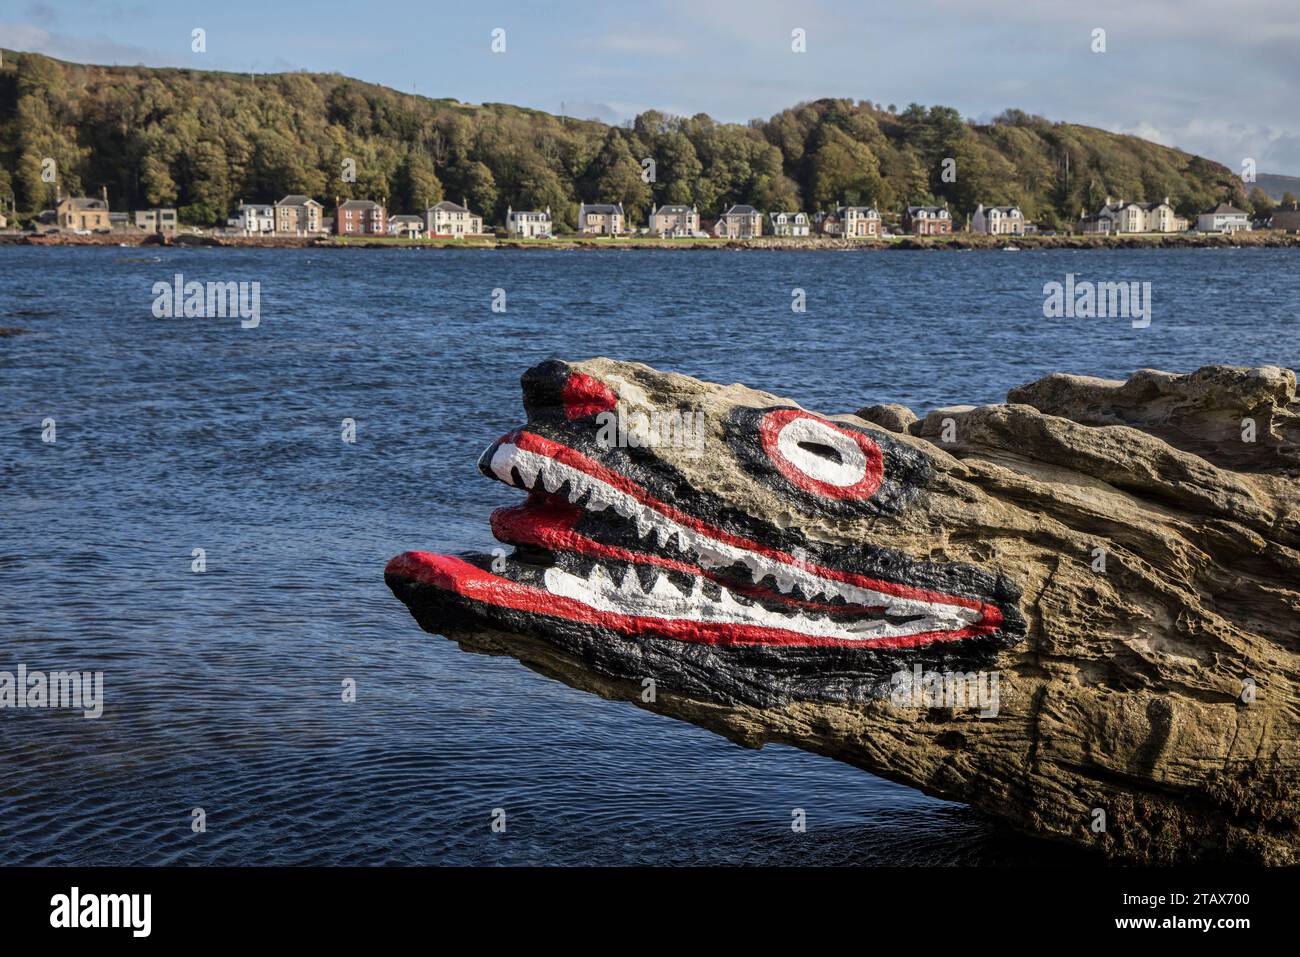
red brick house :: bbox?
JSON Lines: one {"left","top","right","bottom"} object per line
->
{"left": 902, "top": 205, "right": 953, "bottom": 235}
{"left": 334, "top": 198, "right": 387, "bottom": 236}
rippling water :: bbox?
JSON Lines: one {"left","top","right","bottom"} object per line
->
{"left": 2, "top": 245, "right": 1295, "bottom": 865}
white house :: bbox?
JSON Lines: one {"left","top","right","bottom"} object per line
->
{"left": 1139, "top": 198, "right": 1186, "bottom": 233}
{"left": 768, "top": 211, "right": 810, "bottom": 237}
{"left": 972, "top": 204, "right": 1026, "bottom": 236}
{"left": 1078, "top": 196, "right": 1187, "bottom": 235}
{"left": 230, "top": 203, "right": 275, "bottom": 235}
{"left": 1196, "top": 203, "right": 1251, "bottom": 234}
{"left": 840, "top": 206, "right": 880, "bottom": 238}
{"left": 426, "top": 199, "right": 484, "bottom": 238}
{"left": 506, "top": 206, "right": 553, "bottom": 238}
{"left": 387, "top": 214, "right": 425, "bottom": 238}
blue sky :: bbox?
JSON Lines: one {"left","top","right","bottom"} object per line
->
{"left": 4, "top": 0, "right": 1299, "bottom": 175}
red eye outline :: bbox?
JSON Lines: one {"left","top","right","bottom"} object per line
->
{"left": 759, "top": 409, "right": 884, "bottom": 501}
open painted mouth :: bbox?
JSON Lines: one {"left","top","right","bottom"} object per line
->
{"left": 387, "top": 428, "right": 1006, "bottom": 650}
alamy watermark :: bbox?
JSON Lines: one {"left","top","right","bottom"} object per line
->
{"left": 152, "top": 273, "right": 261, "bottom": 328}
{"left": 1043, "top": 273, "right": 1152, "bottom": 328}
{"left": 889, "top": 665, "right": 1000, "bottom": 718}
{"left": 1, "top": 664, "right": 103, "bottom": 718}
{"left": 595, "top": 405, "right": 706, "bottom": 457}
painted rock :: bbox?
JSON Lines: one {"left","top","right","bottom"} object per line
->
{"left": 386, "top": 358, "right": 1300, "bottom": 864}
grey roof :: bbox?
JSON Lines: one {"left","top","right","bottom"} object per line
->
{"left": 277, "top": 195, "right": 321, "bottom": 206}
{"left": 1209, "top": 203, "right": 1247, "bottom": 215}
{"left": 768, "top": 210, "right": 806, "bottom": 219}
{"left": 389, "top": 214, "right": 423, "bottom": 223}
{"left": 429, "top": 200, "right": 472, "bottom": 213}
{"left": 64, "top": 196, "right": 107, "bottom": 210}
{"left": 652, "top": 205, "right": 695, "bottom": 215}
{"left": 722, "top": 204, "right": 758, "bottom": 216}
{"left": 581, "top": 203, "right": 624, "bottom": 215}
{"left": 907, "top": 205, "right": 947, "bottom": 214}
{"left": 337, "top": 199, "right": 382, "bottom": 210}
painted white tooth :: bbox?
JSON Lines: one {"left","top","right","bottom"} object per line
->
{"left": 774, "top": 570, "right": 795, "bottom": 594}
{"left": 699, "top": 546, "right": 728, "bottom": 569}
{"left": 541, "top": 466, "right": 563, "bottom": 494}
{"left": 689, "top": 578, "right": 704, "bottom": 600}
{"left": 515, "top": 459, "right": 538, "bottom": 489}
{"left": 586, "top": 486, "right": 611, "bottom": 512}
{"left": 650, "top": 574, "right": 681, "bottom": 599}
{"left": 655, "top": 524, "right": 672, "bottom": 548}
{"left": 567, "top": 477, "right": 588, "bottom": 504}
{"left": 588, "top": 564, "right": 614, "bottom": 592}
{"left": 490, "top": 444, "right": 518, "bottom": 484}
{"left": 542, "top": 566, "right": 563, "bottom": 594}
{"left": 719, "top": 588, "right": 743, "bottom": 611}
{"left": 613, "top": 496, "right": 636, "bottom": 518}
{"left": 635, "top": 512, "right": 653, "bottom": 539}
{"left": 619, "top": 566, "right": 642, "bottom": 595}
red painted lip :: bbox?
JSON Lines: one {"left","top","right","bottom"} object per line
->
{"left": 388, "top": 429, "right": 1007, "bottom": 650}
{"left": 386, "top": 552, "right": 1000, "bottom": 650}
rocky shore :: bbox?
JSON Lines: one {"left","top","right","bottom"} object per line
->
{"left": 4, "top": 230, "right": 1298, "bottom": 251}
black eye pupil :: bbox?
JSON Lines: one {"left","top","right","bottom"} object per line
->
{"left": 797, "top": 441, "right": 843, "bottom": 464}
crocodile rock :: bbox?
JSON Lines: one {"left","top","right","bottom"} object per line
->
{"left": 386, "top": 358, "right": 1300, "bottom": 864}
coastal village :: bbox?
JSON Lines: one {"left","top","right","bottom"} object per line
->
{"left": 7, "top": 188, "right": 1297, "bottom": 244}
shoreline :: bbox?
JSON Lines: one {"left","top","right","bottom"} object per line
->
{"left": 3, "top": 231, "right": 1297, "bottom": 251}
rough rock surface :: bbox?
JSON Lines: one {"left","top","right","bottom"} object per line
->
{"left": 387, "top": 359, "right": 1300, "bottom": 864}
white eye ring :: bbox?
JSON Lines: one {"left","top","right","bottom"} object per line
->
{"left": 775, "top": 417, "right": 867, "bottom": 487}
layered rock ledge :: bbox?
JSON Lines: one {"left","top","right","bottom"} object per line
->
{"left": 389, "top": 361, "right": 1299, "bottom": 863}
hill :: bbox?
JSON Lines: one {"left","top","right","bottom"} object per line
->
{"left": 1255, "top": 172, "right": 1300, "bottom": 203}
{"left": 0, "top": 49, "right": 1253, "bottom": 230}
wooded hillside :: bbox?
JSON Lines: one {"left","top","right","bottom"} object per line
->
{"left": 0, "top": 50, "right": 1252, "bottom": 229}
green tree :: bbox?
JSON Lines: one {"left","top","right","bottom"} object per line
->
{"left": 584, "top": 131, "right": 653, "bottom": 220}
{"left": 808, "top": 126, "right": 881, "bottom": 209}
{"left": 399, "top": 149, "right": 443, "bottom": 211}
{"left": 1248, "top": 187, "right": 1275, "bottom": 217}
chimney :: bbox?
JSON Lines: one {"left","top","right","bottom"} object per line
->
{"left": 101, "top": 185, "right": 108, "bottom": 206}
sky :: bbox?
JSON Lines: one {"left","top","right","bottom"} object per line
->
{"left": 3, "top": 0, "right": 1299, "bottom": 176}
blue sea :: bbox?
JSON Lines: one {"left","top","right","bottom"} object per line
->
{"left": 1, "top": 245, "right": 1295, "bottom": 865}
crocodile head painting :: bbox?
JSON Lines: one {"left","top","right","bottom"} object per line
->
{"left": 387, "top": 357, "right": 1025, "bottom": 706}
{"left": 387, "top": 358, "right": 1300, "bottom": 865}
